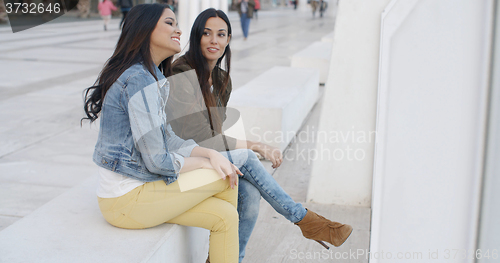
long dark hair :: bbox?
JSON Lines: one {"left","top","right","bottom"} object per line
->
{"left": 178, "top": 8, "right": 232, "bottom": 133}
{"left": 83, "top": 4, "right": 174, "bottom": 123}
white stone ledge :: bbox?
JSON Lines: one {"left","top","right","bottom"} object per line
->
{"left": 226, "top": 66, "right": 320, "bottom": 152}
{"left": 0, "top": 175, "right": 209, "bottom": 263}
{"left": 291, "top": 41, "right": 332, "bottom": 84}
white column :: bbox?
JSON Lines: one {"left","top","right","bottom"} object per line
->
{"left": 219, "top": 0, "right": 228, "bottom": 13}
{"left": 178, "top": 0, "right": 190, "bottom": 52}
{"left": 306, "top": 0, "right": 391, "bottom": 206}
{"left": 201, "top": 0, "right": 211, "bottom": 12}
{"left": 189, "top": 1, "right": 201, "bottom": 25}
{"left": 210, "top": 0, "right": 220, "bottom": 9}
{"left": 180, "top": 0, "right": 200, "bottom": 53}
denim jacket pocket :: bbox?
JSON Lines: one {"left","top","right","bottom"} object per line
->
{"left": 99, "top": 155, "right": 119, "bottom": 171}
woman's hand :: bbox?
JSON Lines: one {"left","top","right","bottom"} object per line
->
{"left": 207, "top": 150, "right": 242, "bottom": 189}
{"left": 190, "top": 147, "right": 241, "bottom": 189}
{"left": 251, "top": 142, "right": 283, "bottom": 169}
{"left": 199, "top": 157, "right": 214, "bottom": 170}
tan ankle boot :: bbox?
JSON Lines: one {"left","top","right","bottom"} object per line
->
{"left": 295, "top": 209, "right": 353, "bottom": 248}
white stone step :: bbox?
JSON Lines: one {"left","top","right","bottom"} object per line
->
{"left": 0, "top": 175, "right": 209, "bottom": 263}
{"left": 226, "top": 66, "right": 320, "bottom": 152}
{"left": 291, "top": 41, "right": 332, "bottom": 84}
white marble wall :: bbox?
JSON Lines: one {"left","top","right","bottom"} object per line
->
{"left": 477, "top": 1, "right": 500, "bottom": 260}
{"left": 370, "top": 0, "right": 492, "bottom": 261}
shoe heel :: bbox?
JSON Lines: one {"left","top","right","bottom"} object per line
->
{"left": 315, "top": 240, "right": 330, "bottom": 250}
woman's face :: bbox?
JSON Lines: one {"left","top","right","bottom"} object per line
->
{"left": 150, "top": 8, "right": 182, "bottom": 62}
{"left": 201, "top": 17, "right": 230, "bottom": 65}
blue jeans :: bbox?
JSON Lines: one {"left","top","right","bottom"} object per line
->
{"left": 240, "top": 14, "right": 251, "bottom": 38}
{"left": 221, "top": 149, "right": 307, "bottom": 262}
{"left": 237, "top": 178, "right": 260, "bottom": 262}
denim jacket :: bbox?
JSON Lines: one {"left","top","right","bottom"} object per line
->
{"left": 93, "top": 63, "right": 198, "bottom": 185}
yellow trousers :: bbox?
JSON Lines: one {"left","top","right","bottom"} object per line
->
{"left": 98, "top": 169, "right": 239, "bottom": 263}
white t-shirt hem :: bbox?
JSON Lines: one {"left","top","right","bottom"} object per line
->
{"left": 96, "top": 167, "right": 145, "bottom": 198}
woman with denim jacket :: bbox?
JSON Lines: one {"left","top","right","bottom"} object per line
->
{"left": 168, "top": 8, "right": 353, "bottom": 263}
{"left": 83, "top": 4, "right": 241, "bottom": 262}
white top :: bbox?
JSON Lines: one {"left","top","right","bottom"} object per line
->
{"left": 96, "top": 162, "right": 222, "bottom": 197}
{"left": 96, "top": 167, "right": 145, "bottom": 198}
{"left": 97, "top": 152, "right": 186, "bottom": 198}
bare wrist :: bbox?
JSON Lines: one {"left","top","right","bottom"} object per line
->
{"left": 192, "top": 146, "right": 218, "bottom": 159}
{"left": 205, "top": 148, "right": 219, "bottom": 158}
{"left": 248, "top": 141, "right": 262, "bottom": 152}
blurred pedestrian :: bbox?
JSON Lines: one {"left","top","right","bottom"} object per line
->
{"left": 319, "top": 0, "right": 327, "bottom": 17}
{"left": 311, "top": 0, "right": 327, "bottom": 17}
{"left": 98, "top": 0, "right": 117, "bottom": 31}
{"left": 311, "top": 0, "right": 318, "bottom": 16}
{"left": 117, "top": 0, "right": 133, "bottom": 29}
{"left": 236, "top": 0, "right": 255, "bottom": 40}
{"left": 77, "top": 0, "right": 91, "bottom": 18}
{"left": 162, "top": 0, "right": 178, "bottom": 13}
{"left": 0, "top": 0, "right": 7, "bottom": 23}
{"left": 253, "top": 0, "right": 260, "bottom": 19}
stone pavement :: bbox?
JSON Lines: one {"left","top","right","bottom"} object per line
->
{"left": 0, "top": 5, "right": 370, "bottom": 262}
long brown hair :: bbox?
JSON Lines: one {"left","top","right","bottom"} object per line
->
{"left": 179, "top": 8, "right": 232, "bottom": 133}
{"left": 83, "top": 4, "right": 174, "bottom": 123}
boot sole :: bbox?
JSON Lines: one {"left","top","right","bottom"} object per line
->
{"left": 334, "top": 227, "right": 353, "bottom": 247}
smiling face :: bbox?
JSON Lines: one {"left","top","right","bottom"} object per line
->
{"left": 150, "top": 8, "right": 182, "bottom": 65}
{"left": 200, "top": 17, "right": 231, "bottom": 67}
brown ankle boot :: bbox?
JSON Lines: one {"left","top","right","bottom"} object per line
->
{"left": 295, "top": 209, "right": 353, "bottom": 248}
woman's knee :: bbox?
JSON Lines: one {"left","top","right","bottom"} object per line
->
{"left": 241, "top": 149, "right": 258, "bottom": 164}
{"left": 223, "top": 149, "right": 255, "bottom": 167}
{"left": 211, "top": 202, "right": 239, "bottom": 233}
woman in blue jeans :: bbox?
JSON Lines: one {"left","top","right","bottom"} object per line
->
{"left": 167, "top": 8, "right": 353, "bottom": 263}
{"left": 236, "top": 0, "right": 254, "bottom": 40}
